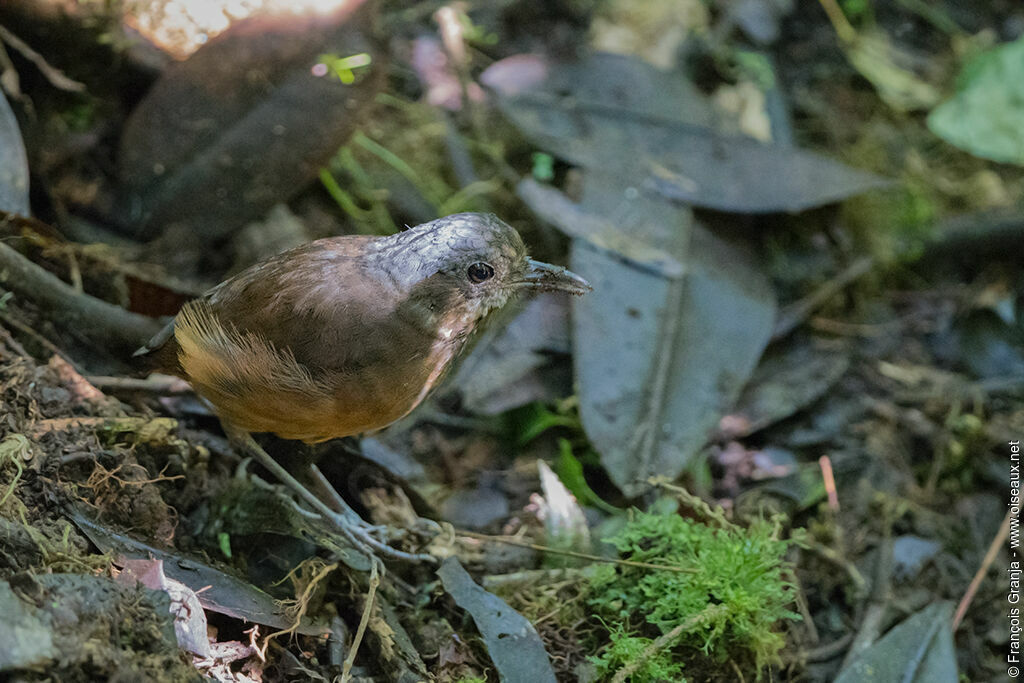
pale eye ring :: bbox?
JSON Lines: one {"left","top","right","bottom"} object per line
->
{"left": 467, "top": 262, "right": 495, "bottom": 284}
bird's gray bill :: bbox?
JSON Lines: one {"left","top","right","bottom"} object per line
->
{"left": 520, "top": 259, "right": 591, "bottom": 295}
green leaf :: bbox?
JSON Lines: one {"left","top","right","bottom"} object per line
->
{"left": 217, "top": 532, "right": 232, "bottom": 559}
{"left": 531, "top": 151, "right": 555, "bottom": 182}
{"left": 555, "top": 440, "right": 620, "bottom": 515}
{"left": 513, "top": 402, "right": 579, "bottom": 445}
{"left": 927, "top": 37, "right": 1024, "bottom": 165}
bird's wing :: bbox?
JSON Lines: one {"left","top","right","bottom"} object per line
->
{"left": 134, "top": 236, "right": 380, "bottom": 375}
{"left": 203, "top": 236, "right": 400, "bottom": 372}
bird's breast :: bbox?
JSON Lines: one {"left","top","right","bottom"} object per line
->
{"left": 316, "top": 310, "right": 473, "bottom": 441}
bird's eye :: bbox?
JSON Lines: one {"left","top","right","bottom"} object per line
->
{"left": 467, "top": 262, "right": 495, "bottom": 284}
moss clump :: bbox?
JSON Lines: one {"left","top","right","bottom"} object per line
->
{"left": 589, "top": 511, "right": 798, "bottom": 676}
{"left": 590, "top": 626, "right": 687, "bottom": 682}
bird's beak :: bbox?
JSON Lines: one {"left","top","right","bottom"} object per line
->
{"left": 518, "top": 259, "right": 592, "bottom": 295}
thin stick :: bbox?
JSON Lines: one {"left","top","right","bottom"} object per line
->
{"left": 458, "top": 529, "right": 697, "bottom": 574}
{"left": 0, "top": 25, "right": 86, "bottom": 92}
{"left": 0, "top": 307, "right": 80, "bottom": 370}
{"left": 819, "top": 455, "right": 839, "bottom": 512}
{"left": 341, "top": 561, "right": 379, "bottom": 683}
{"left": 28, "top": 416, "right": 163, "bottom": 437}
{"left": 817, "top": 0, "right": 857, "bottom": 44}
{"left": 0, "top": 319, "right": 29, "bottom": 357}
{"left": 772, "top": 256, "right": 874, "bottom": 341}
{"left": 953, "top": 507, "right": 1014, "bottom": 630}
{"left": 85, "top": 375, "right": 193, "bottom": 396}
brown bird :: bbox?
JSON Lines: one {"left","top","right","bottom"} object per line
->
{"left": 137, "top": 212, "right": 589, "bottom": 561}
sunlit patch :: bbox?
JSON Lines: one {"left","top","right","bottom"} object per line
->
{"left": 123, "top": 0, "right": 358, "bottom": 60}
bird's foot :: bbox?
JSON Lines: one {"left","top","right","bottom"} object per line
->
{"left": 230, "top": 429, "right": 436, "bottom": 566}
{"left": 321, "top": 508, "right": 435, "bottom": 565}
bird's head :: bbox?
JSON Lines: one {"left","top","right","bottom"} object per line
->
{"left": 373, "top": 213, "right": 590, "bottom": 325}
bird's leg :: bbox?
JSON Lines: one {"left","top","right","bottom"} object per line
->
{"left": 306, "top": 463, "right": 364, "bottom": 524}
{"left": 225, "top": 426, "right": 435, "bottom": 565}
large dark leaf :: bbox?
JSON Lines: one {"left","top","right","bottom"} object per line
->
{"left": 491, "top": 52, "right": 889, "bottom": 213}
{"left": 438, "top": 557, "right": 556, "bottom": 683}
{"left": 721, "top": 339, "right": 851, "bottom": 439}
{"left": 117, "top": 0, "right": 381, "bottom": 240}
{"left": 70, "top": 509, "right": 332, "bottom": 636}
{"left": 835, "top": 602, "right": 958, "bottom": 682}
{"left": 522, "top": 175, "right": 776, "bottom": 495}
{"left": 0, "top": 91, "right": 29, "bottom": 215}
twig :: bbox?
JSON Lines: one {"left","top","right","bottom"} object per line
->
{"left": 457, "top": 529, "right": 697, "bottom": 573}
{"left": 0, "top": 39, "right": 24, "bottom": 103}
{"left": 789, "top": 569, "right": 820, "bottom": 645}
{"left": 341, "top": 561, "right": 379, "bottom": 683}
{"left": 803, "top": 633, "right": 855, "bottom": 663}
{"left": 482, "top": 567, "right": 585, "bottom": 590}
{"left": 0, "top": 25, "right": 86, "bottom": 93}
{"left": 0, "top": 319, "right": 30, "bottom": 357}
{"left": 632, "top": 276, "right": 685, "bottom": 489}
{"left": 819, "top": 456, "right": 839, "bottom": 512}
{"left": 610, "top": 604, "right": 728, "bottom": 683}
{"left": 953, "top": 506, "right": 1015, "bottom": 630}
{"left": 649, "top": 478, "right": 733, "bottom": 529}
{"left": 0, "top": 240, "right": 162, "bottom": 353}
{"left": 804, "top": 540, "right": 868, "bottom": 598}
{"left": 0, "top": 306, "right": 79, "bottom": 369}
{"left": 29, "top": 416, "right": 112, "bottom": 436}
{"left": 27, "top": 416, "right": 176, "bottom": 438}
{"left": 817, "top": 0, "right": 857, "bottom": 44}
{"left": 840, "top": 535, "right": 893, "bottom": 670}
{"left": 772, "top": 256, "right": 874, "bottom": 341}
{"left": 85, "top": 375, "right": 193, "bottom": 396}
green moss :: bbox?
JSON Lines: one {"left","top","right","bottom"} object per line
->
{"left": 590, "top": 626, "right": 687, "bottom": 683}
{"left": 589, "top": 511, "right": 798, "bottom": 675}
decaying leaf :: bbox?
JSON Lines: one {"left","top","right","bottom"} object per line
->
{"left": 535, "top": 459, "right": 590, "bottom": 563}
{"left": 117, "top": 0, "right": 382, "bottom": 241}
{"left": 491, "top": 52, "right": 889, "bottom": 213}
{"left": 70, "top": 510, "right": 332, "bottom": 637}
{"left": 438, "top": 557, "right": 557, "bottom": 683}
{"left": 835, "top": 601, "right": 958, "bottom": 682}
{"left": 0, "top": 91, "right": 29, "bottom": 215}
{"left": 721, "top": 339, "right": 851, "bottom": 439}
{"left": 524, "top": 172, "right": 775, "bottom": 496}
{"left": 117, "top": 557, "right": 211, "bottom": 658}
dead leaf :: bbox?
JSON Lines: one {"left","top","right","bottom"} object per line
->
{"left": 117, "top": 0, "right": 381, "bottom": 242}
{"left": 438, "top": 557, "right": 556, "bottom": 683}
